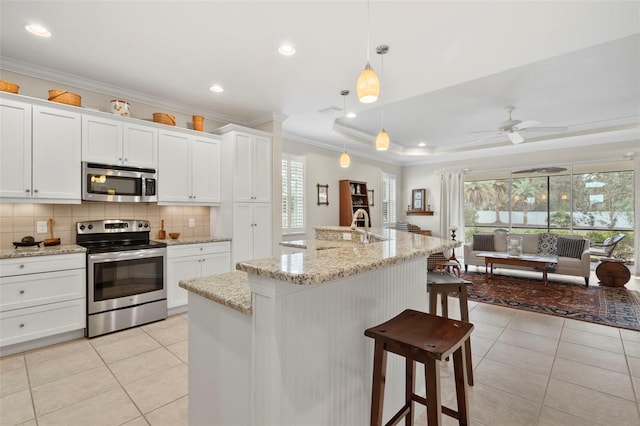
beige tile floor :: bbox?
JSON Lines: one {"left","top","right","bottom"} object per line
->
{"left": 0, "top": 313, "right": 189, "bottom": 426}
{"left": 1, "top": 271, "right": 639, "bottom": 426}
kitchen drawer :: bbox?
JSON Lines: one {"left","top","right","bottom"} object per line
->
{"left": 0, "top": 299, "right": 85, "bottom": 347}
{"left": 0, "top": 269, "right": 85, "bottom": 312}
{"left": 168, "top": 242, "right": 231, "bottom": 258}
{"left": 0, "top": 253, "right": 85, "bottom": 277}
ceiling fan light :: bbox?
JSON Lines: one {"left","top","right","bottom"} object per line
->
{"left": 509, "top": 131, "right": 524, "bottom": 144}
{"left": 339, "top": 151, "right": 351, "bottom": 168}
{"left": 356, "top": 62, "right": 379, "bottom": 103}
{"left": 375, "top": 129, "right": 389, "bottom": 150}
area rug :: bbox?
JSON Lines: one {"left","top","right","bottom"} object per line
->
{"left": 461, "top": 272, "right": 640, "bottom": 330}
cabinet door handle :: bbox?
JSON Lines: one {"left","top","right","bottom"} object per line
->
{"left": 124, "top": 158, "right": 128, "bottom": 162}
{"left": 19, "top": 264, "right": 25, "bottom": 269}
{"left": 25, "top": 189, "right": 30, "bottom": 193}
{"left": 33, "top": 189, "right": 38, "bottom": 193}
{"left": 19, "top": 324, "right": 25, "bottom": 328}
{"left": 118, "top": 157, "right": 122, "bottom": 161}
{"left": 19, "top": 290, "right": 25, "bottom": 294}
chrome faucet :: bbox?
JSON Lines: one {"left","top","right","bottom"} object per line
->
{"left": 351, "top": 208, "right": 370, "bottom": 243}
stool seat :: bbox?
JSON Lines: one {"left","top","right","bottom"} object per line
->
{"left": 365, "top": 309, "right": 474, "bottom": 426}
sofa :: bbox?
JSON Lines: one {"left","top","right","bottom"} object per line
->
{"left": 463, "top": 230, "right": 591, "bottom": 285}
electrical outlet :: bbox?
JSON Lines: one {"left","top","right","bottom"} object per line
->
{"left": 37, "top": 221, "right": 48, "bottom": 233}
{"left": 342, "top": 233, "right": 351, "bottom": 241}
{"left": 189, "top": 218, "right": 195, "bottom": 228}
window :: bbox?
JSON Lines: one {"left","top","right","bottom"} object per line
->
{"left": 282, "top": 154, "right": 305, "bottom": 234}
{"left": 382, "top": 173, "right": 397, "bottom": 225}
{"left": 463, "top": 160, "right": 634, "bottom": 260}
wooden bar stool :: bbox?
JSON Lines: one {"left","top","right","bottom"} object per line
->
{"left": 427, "top": 273, "right": 474, "bottom": 386}
{"left": 365, "top": 309, "right": 474, "bottom": 426}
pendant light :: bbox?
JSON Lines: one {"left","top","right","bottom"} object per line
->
{"left": 375, "top": 45, "right": 389, "bottom": 151}
{"left": 339, "top": 90, "right": 351, "bottom": 168}
{"left": 356, "top": 0, "right": 379, "bottom": 103}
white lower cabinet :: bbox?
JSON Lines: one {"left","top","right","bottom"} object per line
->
{"left": 233, "top": 202, "right": 272, "bottom": 264}
{"left": 167, "top": 242, "right": 231, "bottom": 310}
{"left": 0, "top": 254, "right": 86, "bottom": 349}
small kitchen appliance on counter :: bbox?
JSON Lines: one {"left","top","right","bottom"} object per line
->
{"left": 76, "top": 219, "right": 167, "bottom": 337}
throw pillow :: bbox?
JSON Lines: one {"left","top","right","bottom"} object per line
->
{"left": 473, "top": 234, "right": 495, "bottom": 251}
{"left": 538, "top": 233, "right": 558, "bottom": 255}
{"left": 556, "top": 237, "right": 585, "bottom": 259}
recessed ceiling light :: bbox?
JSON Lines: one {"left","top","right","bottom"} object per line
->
{"left": 25, "top": 24, "right": 51, "bottom": 38}
{"left": 209, "top": 84, "right": 224, "bottom": 93}
{"left": 346, "top": 112, "right": 356, "bottom": 118}
{"left": 418, "top": 142, "right": 426, "bottom": 147}
{"left": 278, "top": 44, "right": 296, "bottom": 56}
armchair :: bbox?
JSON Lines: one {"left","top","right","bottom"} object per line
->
{"left": 589, "top": 233, "right": 626, "bottom": 258}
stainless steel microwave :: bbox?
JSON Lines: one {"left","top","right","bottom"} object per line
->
{"left": 82, "top": 162, "right": 158, "bottom": 202}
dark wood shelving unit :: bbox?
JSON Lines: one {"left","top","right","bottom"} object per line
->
{"left": 339, "top": 180, "right": 372, "bottom": 227}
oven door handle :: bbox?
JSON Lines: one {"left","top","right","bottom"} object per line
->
{"left": 88, "top": 247, "right": 167, "bottom": 263}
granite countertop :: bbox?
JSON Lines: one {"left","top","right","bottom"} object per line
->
{"left": 179, "top": 271, "right": 252, "bottom": 315}
{"left": 156, "top": 236, "right": 232, "bottom": 246}
{"left": 237, "top": 226, "right": 460, "bottom": 285}
{"left": 0, "top": 244, "right": 87, "bottom": 259}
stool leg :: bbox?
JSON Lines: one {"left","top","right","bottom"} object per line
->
{"left": 428, "top": 289, "right": 437, "bottom": 315}
{"left": 370, "top": 339, "right": 388, "bottom": 426}
{"left": 453, "top": 347, "right": 470, "bottom": 425}
{"left": 458, "top": 287, "right": 473, "bottom": 386}
{"left": 405, "top": 358, "right": 415, "bottom": 426}
{"left": 425, "top": 358, "right": 442, "bottom": 426}
{"left": 441, "top": 293, "right": 449, "bottom": 319}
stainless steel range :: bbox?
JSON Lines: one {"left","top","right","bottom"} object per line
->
{"left": 76, "top": 219, "right": 167, "bottom": 338}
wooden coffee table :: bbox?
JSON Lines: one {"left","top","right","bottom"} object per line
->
{"left": 476, "top": 252, "right": 558, "bottom": 286}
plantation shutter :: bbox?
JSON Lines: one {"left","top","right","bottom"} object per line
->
{"left": 382, "top": 173, "right": 397, "bottom": 224}
{"left": 282, "top": 154, "right": 305, "bottom": 234}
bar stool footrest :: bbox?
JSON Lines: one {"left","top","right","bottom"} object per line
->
{"left": 385, "top": 404, "right": 411, "bottom": 426}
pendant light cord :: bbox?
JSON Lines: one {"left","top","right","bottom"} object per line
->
{"left": 366, "top": 0, "right": 371, "bottom": 62}
{"left": 380, "top": 53, "right": 384, "bottom": 127}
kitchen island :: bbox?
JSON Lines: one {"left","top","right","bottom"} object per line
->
{"left": 181, "top": 227, "right": 459, "bottom": 425}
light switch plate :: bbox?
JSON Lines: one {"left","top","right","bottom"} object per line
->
{"left": 37, "top": 221, "right": 48, "bottom": 233}
{"left": 189, "top": 218, "right": 195, "bottom": 228}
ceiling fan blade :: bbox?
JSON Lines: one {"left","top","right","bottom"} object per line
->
{"left": 508, "top": 131, "right": 524, "bottom": 144}
{"left": 521, "top": 126, "right": 568, "bottom": 133}
{"left": 473, "top": 132, "right": 503, "bottom": 142}
{"left": 513, "top": 120, "right": 539, "bottom": 130}
{"left": 470, "top": 129, "right": 499, "bottom": 134}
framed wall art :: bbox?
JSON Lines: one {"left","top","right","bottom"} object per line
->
{"left": 317, "top": 184, "right": 329, "bottom": 205}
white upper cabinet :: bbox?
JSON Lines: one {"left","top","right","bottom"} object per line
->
{"left": 158, "top": 129, "right": 221, "bottom": 205}
{"left": 82, "top": 115, "right": 157, "bottom": 168}
{"left": 232, "top": 133, "right": 272, "bottom": 203}
{"left": 0, "top": 97, "right": 32, "bottom": 199}
{"left": 0, "top": 95, "right": 81, "bottom": 203}
{"left": 192, "top": 135, "right": 221, "bottom": 203}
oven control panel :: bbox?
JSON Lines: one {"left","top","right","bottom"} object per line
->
{"left": 77, "top": 219, "right": 150, "bottom": 234}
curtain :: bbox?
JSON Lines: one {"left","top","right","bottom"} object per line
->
{"left": 439, "top": 170, "right": 465, "bottom": 256}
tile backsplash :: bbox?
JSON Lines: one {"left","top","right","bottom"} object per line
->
{"left": 0, "top": 202, "right": 211, "bottom": 249}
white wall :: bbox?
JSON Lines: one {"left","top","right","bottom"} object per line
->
{"left": 282, "top": 139, "right": 402, "bottom": 241}
{"left": 402, "top": 166, "right": 442, "bottom": 237}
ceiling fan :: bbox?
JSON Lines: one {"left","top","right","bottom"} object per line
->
{"left": 512, "top": 167, "right": 568, "bottom": 174}
{"left": 472, "top": 106, "right": 567, "bottom": 144}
